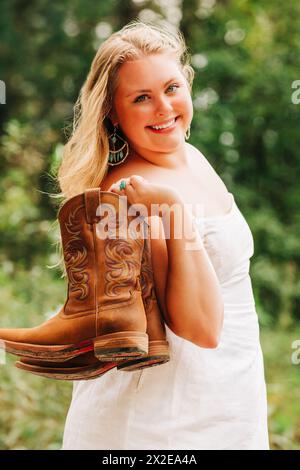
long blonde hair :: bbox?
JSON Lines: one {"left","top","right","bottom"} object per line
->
{"left": 57, "top": 19, "right": 195, "bottom": 204}
{"left": 49, "top": 20, "right": 195, "bottom": 276}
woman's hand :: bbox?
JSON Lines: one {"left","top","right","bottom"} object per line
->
{"left": 107, "top": 175, "right": 182, "bottom": 218}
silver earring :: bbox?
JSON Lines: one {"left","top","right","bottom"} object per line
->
{"left": 108, "top": 124, "right": 129, "bottom": 166}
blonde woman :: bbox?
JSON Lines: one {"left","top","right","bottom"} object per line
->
{"left": 59, "top": 20, "right": 269, "bottom": 450}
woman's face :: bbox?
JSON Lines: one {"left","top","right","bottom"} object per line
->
{"left": 109, "top": 53, "right": 193, "bottom": 163}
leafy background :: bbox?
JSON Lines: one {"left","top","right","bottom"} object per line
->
{"left": 0, "top": 0, "right": 300, "bottom": 449}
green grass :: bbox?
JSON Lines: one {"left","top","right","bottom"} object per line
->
{"left": 260, "top": 325, "right": 300, "bottom": 450}
{"left": 0, "top": 264, "right": 72, "bottom": 450}
{"left": 0, "top": 356, "right": 71, "bottom": 450}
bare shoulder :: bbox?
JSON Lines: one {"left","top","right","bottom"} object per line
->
{"left": 101, "top": 161, "right": 137, "bottom": 191}
{"left": 100, "top": 158, "right": 155, "bottom": 191}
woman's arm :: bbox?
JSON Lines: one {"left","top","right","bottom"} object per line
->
{"left": 103, "top": 172, "right": 224, "bottom": 348}
{"left": 153, "top": 195, "right": 224, "bottom": 348}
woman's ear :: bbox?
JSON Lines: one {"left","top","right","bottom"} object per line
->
{"left": 108, "top": 108, "right": 118, "bottom": 125}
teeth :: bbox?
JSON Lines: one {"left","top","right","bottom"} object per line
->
{"left": 150, "top": 118, "right": 176, "bottom": 130}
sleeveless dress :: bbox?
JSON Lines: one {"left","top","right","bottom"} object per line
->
{"left": 62, "top": 192, "right": 269, "bottom": 450}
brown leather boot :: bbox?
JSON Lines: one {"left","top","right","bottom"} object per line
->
{"left": 13, "top": 220, "right": 169, "bottom": 380}
{"left": 0, "top": 189, "right": 148, "bottom": 363}
{"left": 14, "top": 352, "right": 119, "bottom": 381}
{"left": 15, "top": 351, "right": 118, "bottom": 380}
{"left": 117, "top": 219, "right": 170, "bottom": 371}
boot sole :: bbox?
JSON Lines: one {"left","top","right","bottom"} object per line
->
{"left": 116, "top": 340, "right": 170, "bottom": 371}
{"left": 1, "top": 331, "right": 148, "bottom": 362}
{"left": 14, "top": 359, "right": 117, "bottom": 381}
{"left": 94, "top": 331, "right": 148, "bottom": 362}
{"left": 0, "top": 339, "right": 94, "bottom": 362}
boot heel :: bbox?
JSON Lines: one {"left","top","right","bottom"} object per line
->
{"left": 94, "top": 331, "right": 148, "bottom": 362}
{"left": 117, "top": 340, "right": 170, "bottom": 371}
{"left": 148, "top": 340, "right": 169, "bottom": 357}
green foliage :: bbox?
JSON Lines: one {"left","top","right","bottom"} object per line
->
{"left": 261, "top": 326, "right": 300, "bottom": 450}
{"left": 0, "top": 355, "right": 71, "bottom": 450}
{"left": 0, "top": 266, "right": 70, "bottom": 450}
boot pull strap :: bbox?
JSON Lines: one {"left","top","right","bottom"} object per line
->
{"left": 84, "top": 188, "right": 101, "bottom": 223}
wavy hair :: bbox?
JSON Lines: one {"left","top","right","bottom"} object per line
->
{"left": 49, "top": 19, "right": 195, "bottom": 276}
{"left": 57, "top": 19, "right": 195, "bottom": 203}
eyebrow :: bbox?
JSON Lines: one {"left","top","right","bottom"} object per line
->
{"left": 126, "top": 78, "right": 179, "bottom": 97}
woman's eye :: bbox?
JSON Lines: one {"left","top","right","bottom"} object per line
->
{"left": 168, "top": 84, "right": 180, "bottom": 93}
{"left": 134, "top": 84, "right": 180, "bottom": 103}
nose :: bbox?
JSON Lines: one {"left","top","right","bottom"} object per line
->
{"left": 155, "top": 94, "right": 174, "bottom": 116}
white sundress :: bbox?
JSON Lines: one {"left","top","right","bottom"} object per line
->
{"left": 62, "top": 192, "right": 270, "bottom": 450}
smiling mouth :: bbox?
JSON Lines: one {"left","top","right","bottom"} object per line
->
{"left": 146, "top": 116, "right": 180, "bottom": 130}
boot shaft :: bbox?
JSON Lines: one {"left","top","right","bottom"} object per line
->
{"left": 58, "top": 189, "right": 146, "bottom": 317}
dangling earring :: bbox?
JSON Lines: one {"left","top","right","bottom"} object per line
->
{"left": 108, "top": 123, "right": 129, "bottom": 166}
{"left": 185, "top": 125, "right": 191, "bottom": 140}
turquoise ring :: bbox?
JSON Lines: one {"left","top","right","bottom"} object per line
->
{"left": 119, "top": 180, "right": 126, "bottom": 191}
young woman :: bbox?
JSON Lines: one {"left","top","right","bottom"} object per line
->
{"left": 59, "top": 20, "right": 269, "bottom": 450}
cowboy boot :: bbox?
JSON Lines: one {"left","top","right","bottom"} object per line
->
{"left": 13, "top": 220, "right": 169, "bottom": 379}
{"left": 117, "top": 219, "right": 170, "bottom": 371}
{"left": 14, "top": 352, "right": 119, "bottom": 381}
{"left": 0, "top": 189, "right": 148, "bottom": 362}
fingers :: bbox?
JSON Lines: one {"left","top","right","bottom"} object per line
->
{"left": 108, "top": 177, "right": 130, "bottom": 194}
{"left": 129, "top": 175, "right": 147, "bottom": 189}
{"left": 108, "top": 175, "right": 147, "bottom": 194}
